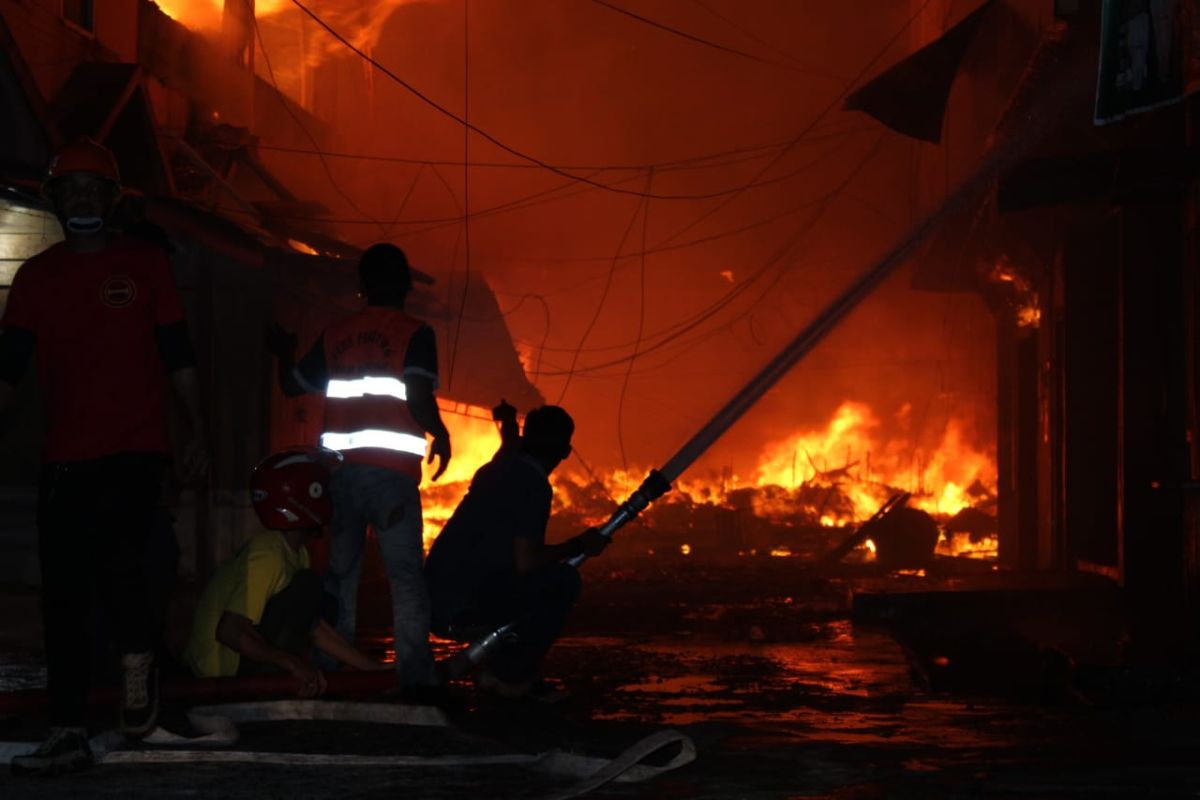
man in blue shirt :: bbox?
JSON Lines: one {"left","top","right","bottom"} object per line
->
{"left": 424, "top": 405, "right": 606, "bottom": 697}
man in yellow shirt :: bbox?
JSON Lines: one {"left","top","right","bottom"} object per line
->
{"left": 184, "top": 450, "right": 382, "bottom": 694}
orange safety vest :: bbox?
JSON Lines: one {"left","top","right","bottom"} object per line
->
{"left": 320, "top": 307, "right": 429, "bottom": 480}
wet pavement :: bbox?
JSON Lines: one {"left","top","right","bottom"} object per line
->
{"left": 1, "top": 559, "right": 1199, "bottom": 797}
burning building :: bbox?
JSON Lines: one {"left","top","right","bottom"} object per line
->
{"left": 0, "top": 0, "right": 541, "bottom": 579}
{"left": 0, "top": 0, "right": 1198, "bottom": 674}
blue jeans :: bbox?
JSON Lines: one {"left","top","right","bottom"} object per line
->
{"left": 326, "top": 463, "right": 438, "bottom": 687}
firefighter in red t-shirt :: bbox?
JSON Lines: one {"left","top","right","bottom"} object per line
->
{"left": 269, "top": 243, "right": 450, "bottom": 695}
{"left": 0, "top": 139, "right": 207, "bottom": 777}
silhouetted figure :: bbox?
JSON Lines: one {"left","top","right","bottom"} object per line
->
{"left": 425, "top": 404, "right": 607, "bottom": 698}
{"left": 269, "top": 243, "right": 450, "bottom": 691}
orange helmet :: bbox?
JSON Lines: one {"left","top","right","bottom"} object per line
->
{"left": 44, "top": 137, "right": 121, "bottom": 188}
{"left": 249, "top": 448, "right": 343, "bottom": 531}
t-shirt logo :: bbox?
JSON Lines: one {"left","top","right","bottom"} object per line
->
{"left": 100, "top": 275, "right": 137, "bottom": 308}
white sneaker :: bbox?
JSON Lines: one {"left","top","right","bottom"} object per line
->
{"left": 10, "top": 727, "right": 94, "bottom": 777}
{"left": 118, "top": 651, "right": 158, "bottom": 738}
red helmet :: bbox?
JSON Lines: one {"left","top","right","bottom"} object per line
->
{"left": 250, "top": 448, "right": 342, "bottom": 531}
{"left": 44, "top": 137, "right": 121, "bottom": 188}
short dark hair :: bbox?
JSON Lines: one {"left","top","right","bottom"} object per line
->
{"left": 359, "top": 243, "right": 412, "bottom": 302}
{"left": 522, "top": 406, "right": 574, "bottom": 460}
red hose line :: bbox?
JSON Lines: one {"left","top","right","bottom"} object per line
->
{"left": 0, "top": 669, "right": 398, "bottom": 717}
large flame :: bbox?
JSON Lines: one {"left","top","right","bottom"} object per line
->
{"left": 155, "top": 0, "right": 290, "bottom": 29}
{"left": 154, "top": 0, "right": 425, "bottom": 111}
{"left": 155, "top": 1, "right": 418, "bottom": 67}
{"left": 747, "top": 401, "right": 996, "bottom": 521}
{"left": 419, "top": 401, "right": 501, "bottom": 549}
{"left": 417, "top": 399, "right": 998, "bottom": 560}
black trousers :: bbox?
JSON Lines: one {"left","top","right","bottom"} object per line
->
{"left": 238, "top": 570, "right": 338, "bottom": 676}
{"left": 37, "top": 452, "right": 166, "bottom": 726}
{"left": 451, "top": 564, "right": 581, "bottom": 685}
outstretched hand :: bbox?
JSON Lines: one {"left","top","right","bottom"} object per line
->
{"left": 574, "top": 527, "right": 609, "bottom": 558}
{"left": 427, "top": 432, "right": 451, "bottom": 481}
{"left": 492, "top": 399, "right": 518, "bottom": 424}
{"left": 266, "top": 323, "right": 298, "bottom": 360}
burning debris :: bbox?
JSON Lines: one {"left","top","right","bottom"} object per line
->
{"left": 420, "top": 399, "right": 999, "bottom": 567}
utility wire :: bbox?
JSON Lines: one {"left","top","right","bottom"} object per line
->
{"left": 654, "top": 0, "right": 936, "bottom": 248}
{"left": 250, "top": 123, "right": 869, "bottom": 235}
{"left": 685, "top": 0, "right": 841, "bottom": 78}
{"left": 502, "top": 134, "right": 883, "bottom": 363}
{"left": 290, "top": 0, "right": 882, "bottom": 203}
{"left": 247, "top": 2, "right": 386, "bottom": 236}
{"left": 536, "top": 134, "right": 886, "bottom": 378}
{"left": 444, "top": 127, "right": 870, "bottom": 272}
{"left": 219, "top": 125, "right": 867, "bottom": 173}
{"left": 447, "top": 0, "right": 471, "bottom": 390}
{"left": 617, "top": 166, "right": 653, "bottom": 471}
{"left": 555, "top": 174, "right": 652, "bottom": 404}
{"left": 378, "top": 163, "right": 426, "bottom": 240}
{"left": 587, "top": 0, "right": 837, "bottom": 78}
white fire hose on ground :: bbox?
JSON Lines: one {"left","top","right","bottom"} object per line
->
{"left": 0, "top": 700, "right": 695, "bottom": 799}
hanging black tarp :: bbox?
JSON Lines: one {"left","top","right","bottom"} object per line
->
{"left": 844, "top": 0, "right": 996, "bottom": 143}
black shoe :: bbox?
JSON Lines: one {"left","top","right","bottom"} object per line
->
{"left": 10, "top": 727, "right": 94, "bottom": 777}
{"left": 524, "top": 678, "right": 572, "bottom": 705}
{"left": 402, "top": 683, "right": 464, "bottom": 713}
{"left": 118, "top": 651, "right": 159, "bottom": 738}
{"left": 477, "top": 672, "right": 571, "bottom": 704}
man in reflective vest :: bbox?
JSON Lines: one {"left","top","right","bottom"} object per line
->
{"left": 269, "top": 243, "right": 450, "bottom": 691}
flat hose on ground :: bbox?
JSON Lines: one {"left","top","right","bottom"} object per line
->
{"left": 0, "top": 700, "right": 696, "bottom": 798}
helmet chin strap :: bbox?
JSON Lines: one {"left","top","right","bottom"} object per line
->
{"left": 65, "top": 216, "right": 104, "bottom": 234}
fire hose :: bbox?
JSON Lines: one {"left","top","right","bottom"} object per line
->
{"left": 1, "top": 700, "right": 695, "bottom": 799}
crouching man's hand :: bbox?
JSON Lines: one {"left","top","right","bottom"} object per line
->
{"left": 573, "top": 527, "right": 609, "bottom": 558}
{"left": 285, "top": 656, "right": 327, "bottom": 699}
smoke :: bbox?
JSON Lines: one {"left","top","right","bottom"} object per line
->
{"left": 174, "top": 0, "right": 1005, "bottom": 476}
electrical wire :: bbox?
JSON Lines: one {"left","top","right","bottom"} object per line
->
{"left": 289, "top": 0, "right": 890, "bottom": 203}
{"left": 445, "top": 126, "right": 871, "bottom": 277}
{"left": 555, "top": 173, "right": 652, "bottom": 404}
{"left": 535, "top": 134, "right": 887, "bottom": 379}
{"left": 446, "top": 0, "right": 471, "bottom": 391}
{"left": 267, "top": 124, "right": 869, "bottom": 239}
{"left": 653, "top": 0, "right": 937, "bottom": 248}
{"left": 220, "top": 123, "right": 869, "bottom": 173}
{"left": 378, "top": 163, "right": 426, "bottom": 240}
{"left": 246, "top": 1, "right": 386, "bottom": 236}
{"left": 616, "top": 166, "right": 653, "bottom": 471}
{"left": 517, "top": 134, "right": 884, "bottom": 364}
{"left": 588, "top": 0, "right": 840, "bottom": 78}
{"left": 685, "top": 0, "right": 842, "bottom": 79}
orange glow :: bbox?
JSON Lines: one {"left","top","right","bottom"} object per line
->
{"left": 417, "top": 401, "right": 501, "bottom": 550}
{"left": 155, "top": 0, "right": 290, "bottom": 29}
{"left": 287, "top": 238, "right": 319, "bottom": 255}
{"left": 861, "top": 538, "right": 877, "bottom": 562}
{"left": 936, "top": 531, "right": 999, "bottom": 559}
{"left": 769, "top": 547, "right": 793, "bottom": 558}
{"left": 680, "top": 543, "right": 692, "bottom": 556}
{"left": 989, "top": 257, "right": 1041, "bottom": 328}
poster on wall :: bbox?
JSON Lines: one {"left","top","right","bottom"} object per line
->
{"left": 1095, "top": 0, "right": 1200, "bottom": 124}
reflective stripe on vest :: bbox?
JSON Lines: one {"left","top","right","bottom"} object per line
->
{"left": 320, "top": 429, "right": 428, "bottom": 457}
{"left": 326, "top": 376, "right": 408, "bottom": 401}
